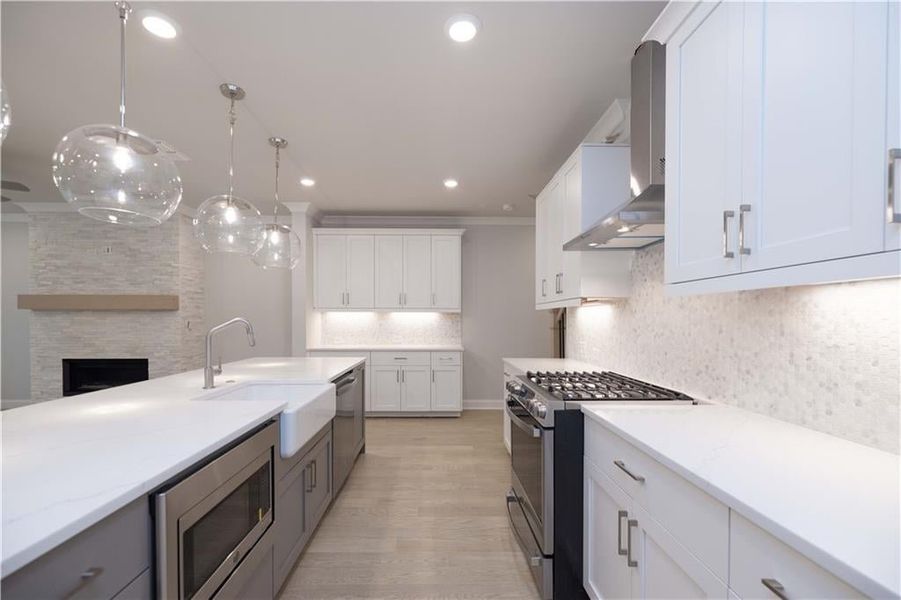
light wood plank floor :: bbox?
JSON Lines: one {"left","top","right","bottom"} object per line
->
{"left": 278, "top": 411, "right": 541, "bottom": 600}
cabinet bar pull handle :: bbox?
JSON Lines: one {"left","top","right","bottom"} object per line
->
{"left": 399, "top": 292, "right": 402, "bottom": 305}
{"left": 761, "top": 578, "right": 788, "bottom": 599}
{"left": 63, "top": 567, "right": 104, "bottom": 599}
{"left": 614, "top": 460, "right": 645, "bottom": 482}
{"left": 739, "top": 204, "right": 752, "bottom": 255}
{"left": 541, "top": 279, "right": 547, "bottom": 297}
{"left": 402, "top": 370, "right": 405, "bottom": 383}
{"left": 432, "top": 292, "right": 436, "bottom": 306}
{"left": 346, "top": 291, "right": 350, "bottom": 305}
{"left": 723, "top": 210, "right": 735, "bottom": 258}
{"left": 617, "top": 510, "right": 628, "bottom": 556}
{"left": 311, "top": 459, "right": 317, "bottom": 489}
{"left": 396, "top": 370, "right": 399, "bottom": 383}
{"left": 626, "top": 519, "right": 638, "bottom": 567}
{"left": 889, "top": 149, "right": 901, "bottom": 223}
{"left": 305, "top": 464, "right": 313, "bottom": 492}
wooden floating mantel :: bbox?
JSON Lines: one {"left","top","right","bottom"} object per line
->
{"left": 17, "top": 294, "right": 180, "bottom": 311}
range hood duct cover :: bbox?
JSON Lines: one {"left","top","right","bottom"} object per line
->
{"left": 565, "top": 40, "right": 666, "bottom": 251}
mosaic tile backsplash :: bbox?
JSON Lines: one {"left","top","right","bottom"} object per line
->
{"left": 317, "top": 311, "right": 462, "bottom": 347}
{"left": 567, "top": 243, "right": 900, "bottom": 453}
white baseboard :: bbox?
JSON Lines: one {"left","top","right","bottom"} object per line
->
{"left": 463, "top": 398, "right": 504, "bottom": 410}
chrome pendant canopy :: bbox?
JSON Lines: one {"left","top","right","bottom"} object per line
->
{"left": 193, "top": 84, "right": 266, "bottom": 254}
{"left": 51, "top": 1, "right": 182, "bottom": 226}
{"left": 252, "top": 137, "right": 302, "bottom": 270}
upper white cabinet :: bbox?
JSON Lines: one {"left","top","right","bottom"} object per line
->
{"left": 535, "top": 144, "right": 633, "bottom": 310}
{"left": 314, "top": 229, "right": 463, "bottom": 311}
{"left": 431, "top": 235, "right": 462, "bottom": 309}
{"left": 663, "top": 0, "right": 900, "bottom": 293}
{"left": 314, "top": 234, "right": 374, "bottom": 309}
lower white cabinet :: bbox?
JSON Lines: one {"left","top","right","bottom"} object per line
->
{"left": 431, "top": 367, "right": 462, "bottom": 412}
{"left": 729, "top": 512, "right": 863, "bottom": 599}
{"left": 584, "top": 458, "right": 726, "bottom": 599}
{"left": 584, "top": 418, "right": 876, "bottom": 600}
{"left": 336, "top": 350, "right": 462, "bottom": 415}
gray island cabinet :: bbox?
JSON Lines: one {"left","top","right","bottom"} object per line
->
{"left": 1, "top": 497, "right": 152, "bottom": 599}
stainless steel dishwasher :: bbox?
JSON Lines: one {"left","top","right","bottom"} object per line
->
{"left": 331, "top": 364, "right": 364, "bottom": 493}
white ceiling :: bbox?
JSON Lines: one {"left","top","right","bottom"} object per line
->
{"left": 0, "top": 1, "right": 662, "bottom": 217}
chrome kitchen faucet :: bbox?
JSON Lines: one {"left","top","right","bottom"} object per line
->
{"left": 203, "top": 317, "right": 255, "bottom": 389}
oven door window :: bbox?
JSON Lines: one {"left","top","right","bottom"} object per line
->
{"left": 181, "top": 462, "right": 272, "bottom": 598}
{"left": 509, "top": 400, "right": 544, "bottom": 520}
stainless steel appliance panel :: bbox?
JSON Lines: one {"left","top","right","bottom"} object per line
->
{"left": 155, "top": 421, "right": 277, "bottom": 600}
{"left": 506, "top": 490, "right": 553, "bottom": 600}
{"left": 332, "top": 366, "right": 364, "bottom": 493}
{"left": 506, "top": 398, "right": 554, "bottom": 555}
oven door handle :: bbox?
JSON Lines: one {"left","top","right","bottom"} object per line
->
{"left": 506, "top": 401, "right": 542, "bottom": 438}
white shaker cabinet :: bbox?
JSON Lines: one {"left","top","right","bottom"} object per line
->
{"left": 402, "top": 235, "right": 432, "bottom": 309}
{"left": 584, "top": 458, "right": 727, "bottom": 600}
{"left": 661, "top": 0, "right": 900, "bottom": 293}
{"left": 664, "top": 1, "right": 744, "bottom": 282}
{"left": 431, "top": 366, "right": 462, "bottom": 412}
{"left": 584, "top": 459, "right": 634, "bottom": 599}
{"left": 399, "top": 366, "right": 431, "bottom": 411}
{"left": 739, "top": 2, "right": 888, "bottom": 271}
{"left": 535, "top": 145, "right": 633, "bottom": 310}
{"left": 367, "top": 351, "right": 463, "bottom": 415}
{"left": 314, "top": 234, "right": 375, "bottom": 309}
{"left": 431, "top": 235, "right": 462, "bottom": 309}
{"left": 319, "top": 229, "right": 462, "bottom": 312}
{"left": 370, "top": 366, "right": 402, "bottom": 411}
{"left": 374, "top": 235, "right": 405, "bottom": 309}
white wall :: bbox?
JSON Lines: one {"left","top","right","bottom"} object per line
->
{"left": 1, "top": 219, "right": 30, "bottom": 405}
{"left": 462, "top": 224, "right": 554, "bottom": 401}
{"left": 567, "top": 243, "right": 901, "bottom": 454}
{"left": 204, "top": 252, "right": 292, "bottom": 363}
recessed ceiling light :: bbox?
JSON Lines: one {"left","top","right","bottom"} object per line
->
{"left": 300, "top": 177, "right": 316, "bottom": 187}
{"left": 140, "top": 11, "right": 178, "bottom": 39}
{"left": 446, "top": 15, "right": 480, "bottom": 43}
{"left": 443, "top": 178, "right": 459, "bottom": 189}
{"left": 502, "top": 203, "right": 514, "bottom": 212}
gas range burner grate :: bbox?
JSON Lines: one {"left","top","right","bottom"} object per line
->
{"left": 525, "top": 370, "right": 693, "bottom": 402}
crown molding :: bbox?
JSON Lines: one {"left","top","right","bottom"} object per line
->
{"left": 318, "top": 215, "right": 534, "bottom": 227}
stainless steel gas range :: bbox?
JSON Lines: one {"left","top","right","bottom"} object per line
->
{"left": 505, "top": 370, "right": 694, "bottom": 600}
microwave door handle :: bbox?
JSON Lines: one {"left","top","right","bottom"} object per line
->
{"left": 506, "top": 402, "right": 542, "bottom": 438}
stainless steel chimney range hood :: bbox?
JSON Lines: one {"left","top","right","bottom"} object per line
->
{"left": 565, "top": 40, "right": 666, "bottom": 251}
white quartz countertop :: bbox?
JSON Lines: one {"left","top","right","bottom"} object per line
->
{"left": 309, "top": 345, "right": 464, "bottom": 352}
{"left": 581, "top": 404, "right": 900, "bottom": 598}
{"left": 0, "top": 356, "right": 363, "bottom": 577}
{"left": 503, "top": 357, "right": 599, "bottom": 375}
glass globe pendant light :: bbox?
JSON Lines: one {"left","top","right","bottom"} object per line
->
{"left": 0, "top": 80, "right": 11, "bottom": 144}
{"left": 193, "top": 84, "right": 266, "bottom": 255}
{"left": 252, "top": 137, "right": 302, "bottom": 270}
{"left": 50, "top": 2, "right": 182, "bottom": 226}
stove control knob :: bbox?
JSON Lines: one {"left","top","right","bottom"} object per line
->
{"left": 535, "top": 404, "right": 547, "bottom": 418}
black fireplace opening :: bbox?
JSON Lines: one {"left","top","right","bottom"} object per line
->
{"left": 62, "top": 358, "right": 149, "bottom": 396}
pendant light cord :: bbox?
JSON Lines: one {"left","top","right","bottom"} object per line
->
{"left": 116, "top": 1, "right": 131, "bottom": 129}
{"left": 227, "top": 97, "right": 237, "bottom": 203}
{"left": 273, "top": 145, "right": 280, "bottom": 225}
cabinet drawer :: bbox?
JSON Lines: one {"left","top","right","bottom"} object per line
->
{"left": 371, "top": 351, "right": 430, "bottom": 366}
{"left": 585, "top": 419, "right": 728, "bottom": 581}
{"left": 431, "top": 351, "right": 461, "bottom": 366}
{"left": 729, "top": 512, "right": 862, "bottom": 599}
{"left": 1, "top": 498, "right": 150, "bottom": 600}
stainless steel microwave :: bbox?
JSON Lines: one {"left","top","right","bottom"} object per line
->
{"left": 154, "top": 421, "right": 276, "bottom": 599}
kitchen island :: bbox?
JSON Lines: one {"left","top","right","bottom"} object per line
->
{"left": 1, "top": 356, "right": 365, "bottom": 598}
